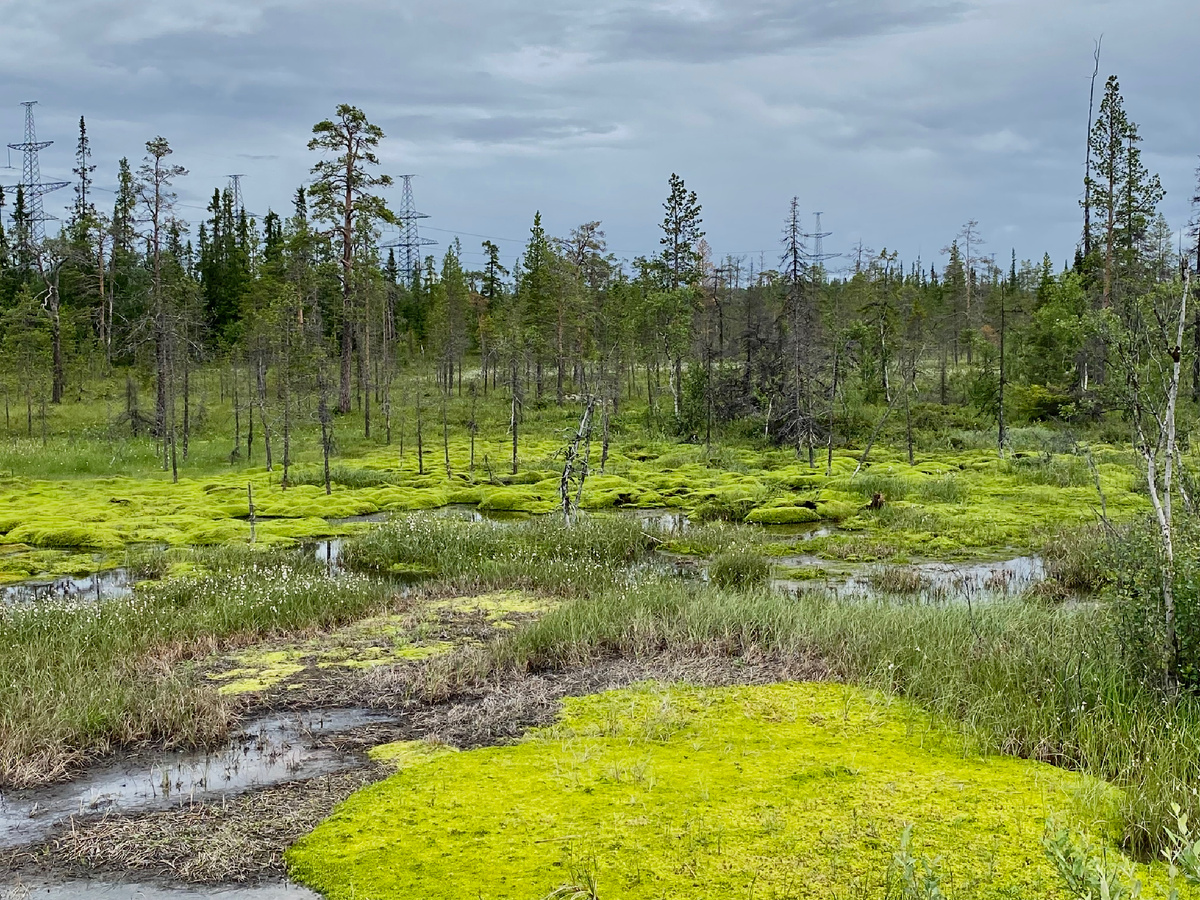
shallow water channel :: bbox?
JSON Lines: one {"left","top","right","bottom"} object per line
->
{"left": 771, "top": 554, "right": 1047, "bottom": 602}
{"left": 0, "top": 878, "right": 318, "bottom": 900}
{"left": 0, "top": 568, "right": 137, "bottom": 606}
{"left": 0, "top": 709, "right": 390, "bottom": 852}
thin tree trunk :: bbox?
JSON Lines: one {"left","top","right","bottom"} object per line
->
{"left": 416, "top": 390, "right": 425, "bottom": 476}
{"left": 560, "top": 398, "right": 595, "bottom": 520}
{"left": 182, "top": 330, "right": 190, "bottom": 461}
{"left": 510, "top": 359, "right": 519, "bottom": 475}
{"left": 826, "top": 342, "right": 840, "bottom": 476}
{"left": 852, "top": 388, "right": 904, "bottom": 478}
{"left": 246, "top": 358, "right": 254, "bottom": 462}
{"left": 49, "top": 284, "right": 63, "bottom": 404}
{"left": 442, "top": 392, "right": 451, "bottom": 477}
{"left": 231, "top": 358, "right": 240, "bottom": 457}
{"left": 257, "top": 356, "right": 273, "bottom": 472}
{"left": 318, "top": 368, "right": 332, "bottom": 495}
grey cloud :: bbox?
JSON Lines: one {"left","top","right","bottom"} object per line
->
{"left": 593, "top": 0, "right": 969, "bottom": 64}
{"left": 452, "top": 115, "right": 619, "bottom": 144}
{"left": 0, "top": 0, "right": 1196, "bottom": 273}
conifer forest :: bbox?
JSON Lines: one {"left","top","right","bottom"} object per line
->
{"left": 2, "top": 16, "right": 1200, "bottom": 900}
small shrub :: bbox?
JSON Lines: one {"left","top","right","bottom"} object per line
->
{"left": 708, "top": 548, "right": 770, "bottom": 589}
{"left": 913, "top": 476, "right": 968, "bottom": 504}
{"left": 291, "top": 467, "right": 397, "bottom": 489}
{"left": 868, "top": 565, "right": 928, "bottom": 595}
{"left": 1042, "top": 524, "right": 1112, "bottom": 593}
{"left": 1004, "top": 453, "right": 1092, "bottom": 488}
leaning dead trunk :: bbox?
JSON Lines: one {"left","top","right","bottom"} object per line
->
{"left": 560, "top": 397, "right": 595, "bottom": 522}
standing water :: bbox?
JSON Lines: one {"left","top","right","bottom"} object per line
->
{"left": 0, "top": 709, "right": 391, "bottom": 852}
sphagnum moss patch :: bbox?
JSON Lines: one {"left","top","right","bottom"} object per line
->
{"left": 286, "top": 681, "right": 1147, "bottom": 900}
{"left": 203, "top": 591, "right": 552, "bottom": 696}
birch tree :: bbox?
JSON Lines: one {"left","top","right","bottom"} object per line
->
{"left": 1105, "top": 262, "right": 1193, "bottom": 686}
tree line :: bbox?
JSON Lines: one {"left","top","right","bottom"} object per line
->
{"left": 0, "top": 79, "right": 1196, "bottom": 483}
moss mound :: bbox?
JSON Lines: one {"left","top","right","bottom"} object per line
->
{"left": 288, "top": 681, "right": 1121, "bottom": 899}
{"left": 745, "top": 505, "right": 822, "bottom": 525}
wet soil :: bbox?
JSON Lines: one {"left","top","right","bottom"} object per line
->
{"left": 1, "top": 649, "right": 828, "bottom": 888}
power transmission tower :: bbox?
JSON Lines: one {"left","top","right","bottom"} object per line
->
{"left": 804, "top": 212, "right": 836, "bottom": 280}
{"left": 225, "top": 173, "right": 260, "bottom": 219}
{"left": 226, "top": 174, "right": 245, "bottom": 215}
{"left": 381, "top": 174, "right": 435, "bottom": 284}
{"left": 5, "top": 101, "right": 69, "bottom": 250}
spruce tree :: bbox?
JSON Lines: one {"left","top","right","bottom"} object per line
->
{"left": 657, "top": 174, "right": 705, "bottom": 417}
{"left": 1086, "top": 76, "right": 1164, "bottom": 307}
{"left": 70, "top": 116, "right": 95, "bottom": 235}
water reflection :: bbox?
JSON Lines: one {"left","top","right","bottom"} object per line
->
{"left": 0, "top": 709, "right": 388, "bottom": 852}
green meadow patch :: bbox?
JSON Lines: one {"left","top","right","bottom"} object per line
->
{"left": 288, "top": 681, "right": 1155, "bottom": 900}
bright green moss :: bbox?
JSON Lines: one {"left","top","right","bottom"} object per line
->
{"left": 5, "top": 519, "right": 122, "bottom": 550}
{"left": 368, "top": 739, "right": 458, "bottom": 769}
{"left": 289, "top": 682, "right": 1144, "bottom": 899}
{"left": 814, "top": 499, "right": 858, "bottom": 520}
{"left": 201, "top": 592, "right": 550, "bottom": 694}
{"left": 207, "top": 649, "right": 306, "bottom": 695}
{"left": 316, "top": 641, "right": 456, "bottom": 668}
{"left": 0, "top": 426, "right": 1155, "bottom": 579}
{"left": 478, "top": 487, "right": 554, "bottom": 515}
{"left": 745, "top": 505, "right": 822, "bottom": 525}
{"left": 433, "top": 590, "right": 553, "bottom": 620}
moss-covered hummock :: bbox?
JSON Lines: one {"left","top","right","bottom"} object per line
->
{"left": 287, "top": 681, "right": 1143, "bottom": 899}
{"left": 203, "top": 591, "right": 553, "bottom": 695}
{"left": 0, "top": 435, "right": 1149, "bottom": 580}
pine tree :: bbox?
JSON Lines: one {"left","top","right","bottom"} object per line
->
{"left": 307, "top": 104, "right": 394, "bottom": 414}
{"left": 135, "top": 136, "right": 188, "bottom": 478}
{"left": 11, "top": 186, "right": 32, "bottom": 271}
{"left": 781, "top": 198, "right": 813, "bottom": 460}
{"left": 475, "top": 240, "right": 508, "bottom": 394}
{"left": 517, "top": 212, "right": 557, "bottom": 400}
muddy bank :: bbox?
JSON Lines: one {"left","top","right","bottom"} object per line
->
{"left": 0, "top": 710, "right": 393, "bottom": 852}
{"left": 0, "top": 878, "right": 317, "bottom": 899}
{"left": 4, "top": 650, "right": 828, "bottom": 887}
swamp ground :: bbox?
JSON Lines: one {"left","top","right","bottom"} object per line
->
{"left": 0, "top": 383, "right": 1192, "bottom": 899}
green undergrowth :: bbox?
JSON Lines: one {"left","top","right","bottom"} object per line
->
{"left": 288, "top": 681, "right": 1173, "bottom": 899}
{"left": 367, "top": 738, "right": 457, "bottom": 770}
{"left": 451, "top": 580, "right": 1200, "bottom": 859}
{"left": 0, "top": 401, "right": 1150, "bottom": 581}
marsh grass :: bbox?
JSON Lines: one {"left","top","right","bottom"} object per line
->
{"left": 289, "top": 466, "right": 399, "bottom": 490}
{"left": 464, "top": 580, "right": 1200, "bottom": 859}
{"left": 1042, "top": 524, "right": 1114, "bottom": 593}
{"left": 341, "top": 514, "right": 651, "bottom": 594}
{"left": 0, "top": 550, "right": 393, "bottom": 787}
{"left": 1003, "top": 453, "right": 1094, "bottom": 488}
{"left": 913, "top": 474, "right": 969, "bottom": 503}
{"left": 867, "top": 565, "right": 929, "bottom": 594}
{"left": 708, "top": 548, "right": 770, "bottom": 589}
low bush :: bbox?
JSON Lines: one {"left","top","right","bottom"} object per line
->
{"left": 708, "top": 548, "right": 770, "bottom": 589}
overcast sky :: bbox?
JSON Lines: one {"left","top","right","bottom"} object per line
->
{"left": 1, "top": 0, "right": 1196, "bottom": 275}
